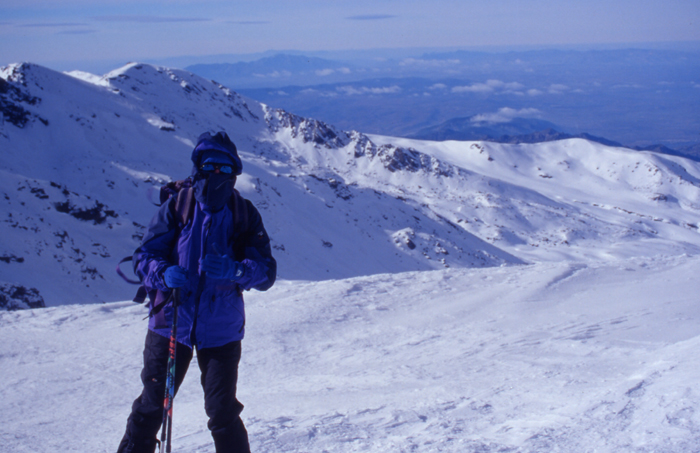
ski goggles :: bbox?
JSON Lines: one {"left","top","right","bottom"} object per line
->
{"left": 200, "top": 163, "right": 235, "bottom": 174}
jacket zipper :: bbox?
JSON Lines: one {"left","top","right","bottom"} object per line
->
{"left": 190, "top": 218, "right": 211, "bottom": 349}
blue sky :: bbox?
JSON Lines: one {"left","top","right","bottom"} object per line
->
{"left": 1, "top": 0, "right": 699, "bottom": 71}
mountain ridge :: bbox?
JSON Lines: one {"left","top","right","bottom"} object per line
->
{"left": 407, "top": 116, "right": 699, "bottom": 161}
{"left": 1, "top": 61, "right": 700, "bottom": 307}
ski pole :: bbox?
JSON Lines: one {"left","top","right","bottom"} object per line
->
{"left": 160, "top": 288, "right": 181, "bottom": 453}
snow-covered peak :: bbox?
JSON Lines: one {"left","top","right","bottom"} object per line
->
{"left": 0, "top": 62, "right": 27, "bottom": 84}
{"left": 1, "top": 61, "right": 699, "bottom": 306}
{"left": 64, "top": 69, "right": 110, "bottom": 87}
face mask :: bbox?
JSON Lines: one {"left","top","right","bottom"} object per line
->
{"left": 193, "top": 172, "right": 235, "bottom": 210}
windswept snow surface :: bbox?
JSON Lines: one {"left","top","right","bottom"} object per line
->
{"left": 1, "top": 255, "right": 699, "bottom": 452}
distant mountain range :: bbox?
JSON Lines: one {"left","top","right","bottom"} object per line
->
{"left": 186, "top": 54, "right": 357, "bottom": 89}
{"left": 408, "top": 117, "right": 569, "bottom": 141}
{"left": 407, "top": 116, "right": 700, "bottom": 161}
{"left": 192, "top": 48, "right": 700, "bottom": 150}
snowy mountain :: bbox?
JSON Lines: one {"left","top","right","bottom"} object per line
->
{"left": 1, "top": 61, "right": 700, "bottom": 307}
{"left": 2, "top": 62, "right": 700, "bottom": 452}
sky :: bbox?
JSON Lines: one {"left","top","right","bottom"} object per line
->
{"left": 1, "top": 0, "right": 699, "bottom": 73}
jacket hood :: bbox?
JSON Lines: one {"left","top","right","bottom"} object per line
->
{"left": 191, "top": 131, "right": 243, "bottom": 175}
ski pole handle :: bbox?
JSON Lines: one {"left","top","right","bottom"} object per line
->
{"left": 173, "top": 287, "right": 181, "bottom": 307}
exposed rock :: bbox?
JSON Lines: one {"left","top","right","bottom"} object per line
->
{"left": 0, "top": 283, "right": 46, "bottom": 310}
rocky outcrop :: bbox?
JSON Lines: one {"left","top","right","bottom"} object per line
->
{"left": 0, "top": 283, "right": 45, "bottom": 310}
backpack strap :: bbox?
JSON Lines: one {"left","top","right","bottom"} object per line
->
{"left": 173, "top": 184, "right": 195, "bottom": 227}
{"left": 229, "top": 189, "right": 249, "bottom": 236}
{"left": 161, "top": 177, "right": 195, "bottom": 227}
{"left": 159, "top": 179, "right": 189, "bottom": 205}
{"left": 144, "top": 289, "right": 173, "bottom": 319}
{"left": 116, "top": 256, "right": 141, "bottom": 284}
{"left": 116, "top": 256, "right": 150, "bottom": 303}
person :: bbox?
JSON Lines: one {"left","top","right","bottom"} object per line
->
{"left": 117, "top": 131, "right": 277, "bottom": 453}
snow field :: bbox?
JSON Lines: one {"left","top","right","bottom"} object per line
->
{"left": 1, "top": 255, "right": 699, "bottom": 452}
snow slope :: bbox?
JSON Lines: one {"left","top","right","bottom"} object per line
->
{"left": 1, "top": 62, "right": 700, "bottom": 306}
{"left": 1, "top": 255, "right": 698, "bottom": 452}
{"left": 0, "top": 62, "right": 515, "bottom": 306}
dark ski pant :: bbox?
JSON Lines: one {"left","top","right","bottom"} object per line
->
{"left": 117, "top": 330, "right": 250, "bottom": 453}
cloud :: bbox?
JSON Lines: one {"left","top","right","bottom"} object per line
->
{"left": 429, "top": 83, "right": 447, "bottom": 90}
{"left": 502, "top": 82, "right": 524, "bottom": 91}
{"left": 16, "top": 21, "right": 95, "bottom": 34}
{"left": 470, "top": 107, "right": 542, "bottom": 124}
{"left": 452, "top": 79, "right": 524, "bottom": 94}
{"left": 485, "top": 80, "right": 524, "bottom": 91}
{"left": 452, "top": 82, "right": 495, "bottom": 93}
{"left": 227, "top": 20, "right": 270, "bottom": 25}
{"left": 527, "top": 89, "right": 543, "bottom": 96}
{"left": 400, "top": 58, "right": 460, "bottom": 67}
{"left": 93, "top": 15, "right": 210, "bottom": 23}
{"left": 20, "top": 22, "right": 89, "bottom": 27}
{"left": 253, "top": 70, "right": 292, "bottom": 78}
{"left": 548, "top": 84, "right": 570, "bottom": 94}
{"left": 337, "top": 85, "right": 401, "bottom": 95}
{"left": 347, "top": 14, "right": 397, "bottom": 21}
{"left": 611, "top": 83, "right": 644, "bottom": 89}
{"left": 299, "top": 88, "right": 338, "bottom": 98}
{"left": 58, "top": 29, "right": 97, "bottom": 35}
{"left": 315, "top": 68, "right": 352, "bottom": 77}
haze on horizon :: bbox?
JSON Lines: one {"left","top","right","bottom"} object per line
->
{"left": 1, "top": 0, "right": 699, "bottom": 73}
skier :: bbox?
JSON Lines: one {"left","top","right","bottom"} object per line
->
{"left": 117, "top": 131, "right": 277, "bottom": 453}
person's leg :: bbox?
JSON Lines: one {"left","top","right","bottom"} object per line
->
{"left": 197, "top": 341, "right": 250, "bottom": 453}
{"left": 117, "top": 330, "right": 193, "bottom": 453}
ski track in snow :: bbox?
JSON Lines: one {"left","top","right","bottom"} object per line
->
{"left": 1, "top": 256, "right": 699, "bottom": 452}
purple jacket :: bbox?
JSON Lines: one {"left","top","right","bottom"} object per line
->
{"left": 134, "top": 194, "right": 276, "bottom": 349}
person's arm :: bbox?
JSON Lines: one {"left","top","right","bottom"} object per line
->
{"left": 133, "top": 199, "right": 180, "bottom": 292}
{"left": 235, "top": 200, "right": 277, "bottom": 291}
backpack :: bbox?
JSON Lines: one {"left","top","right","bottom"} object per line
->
{"left": 116, "top": 177, "right": 249, "bottom": 311}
